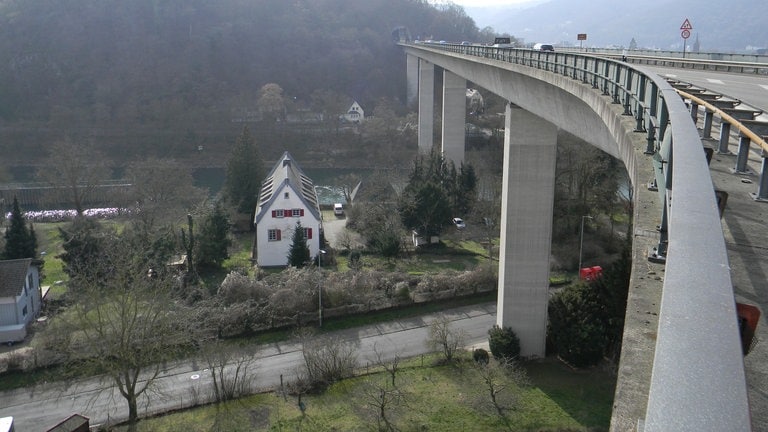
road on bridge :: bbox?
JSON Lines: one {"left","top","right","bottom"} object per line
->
{"left": 645, "top": 66, "right": 768, "bottom": 116}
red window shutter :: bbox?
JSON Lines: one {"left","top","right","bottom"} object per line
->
{"left": 307, "top": 228, "right": 312, "bottom": 239}
{"left": 286, "top": 209, "right": 292, "bottom": 217}
{"left": 271, "top": 210, "right": 276, "bottom": 217}
{"left": 300, "top": 209, "right": 305, "bottom": 216}
{"left": 276, "top": 230, "right": 281, "bottom": 240}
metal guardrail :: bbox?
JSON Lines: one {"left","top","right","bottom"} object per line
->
{"left": 675, "top": 88, "right": 768, "bottom": 201}
{"left": 627, "top": 54, "right": 768, "bottom": 75}
{"left": 405, "top": 42, "right": 752, "bottom": 431}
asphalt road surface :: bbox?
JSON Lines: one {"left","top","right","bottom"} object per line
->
{"left": 0, "top": 302, "right": 497, "bottom": 430}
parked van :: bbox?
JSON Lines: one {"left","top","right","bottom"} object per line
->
{"left": 333, "top": 203, "right": 344, "bottom": 216}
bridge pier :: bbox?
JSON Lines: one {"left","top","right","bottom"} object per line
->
{"left": 441, "top": 70, "right": 466, "bottom": 166}
{"left": 406, "top": 54, "right": 419, "bottom": 108}
{"left": 417, "top": 60, "right": 434, "bottom": 155}
{"left": 496, "top": 103, "right": 557, "bottom": 358}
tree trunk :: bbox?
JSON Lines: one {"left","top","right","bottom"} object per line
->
{"left": 127, "top": 395, "right": 138, "bottom": 432}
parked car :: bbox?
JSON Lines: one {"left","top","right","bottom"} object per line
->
{"left": 333, "top": 203, "right": 344, "bottom": 216}
{"left": 452, "top": 217, "right": 466, "bottom": 229}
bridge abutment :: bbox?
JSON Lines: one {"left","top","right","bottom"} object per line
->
{"left": 496, "top": 103, "right": 557, "bottom": 358}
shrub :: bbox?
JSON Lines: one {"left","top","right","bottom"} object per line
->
{"left": 487, "top": 325, "right": 520, "bottom": 361}
{"left": 547, "top": 283, "right": 609, "bottom": 367}
{"left": 472, "top": 348, "right": 489, "bottom": 365}
{"left": 395, "top": 282, "right": 411, "bottom": 303}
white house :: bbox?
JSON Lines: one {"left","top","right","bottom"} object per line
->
{"left": 253, "top": 152, "right": 322, "bottom": 267}
{"left": 0, "top": 258, "right": 43, "bottom": 343}
{"left": 340, "top": 101, "right": 364, "bottom": 123}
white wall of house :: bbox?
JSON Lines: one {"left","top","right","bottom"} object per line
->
{"left": 256, "top": 183, "right": 322, "bottom": 267}
{"left": 0, "top": 264, "right": 41, "bottom": 343}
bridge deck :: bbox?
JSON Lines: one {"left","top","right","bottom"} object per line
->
{"left": 706, "top": 127, "right": 768, "bottom": 432}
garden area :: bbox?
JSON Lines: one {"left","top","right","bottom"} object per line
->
{"left": 115, "top": 354, "right": 614, "bottom": 432}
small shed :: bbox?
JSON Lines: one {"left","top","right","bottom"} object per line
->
{"left": 45, "top": 413, "right": 89, "bottom": 432}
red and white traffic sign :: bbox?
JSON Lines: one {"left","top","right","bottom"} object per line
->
{"left": 681, "top": 29, "right": 691, "bottom": 39}
{"left": 680, "top": 18, "right": 692, "bottom": 30}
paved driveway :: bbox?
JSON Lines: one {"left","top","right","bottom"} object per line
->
{"left": 322, "top": 211, "right": 363, "bottom": 250}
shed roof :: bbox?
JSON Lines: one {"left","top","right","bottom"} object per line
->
{"left": 0, "top": 258, "right": 32, "bottom": 297}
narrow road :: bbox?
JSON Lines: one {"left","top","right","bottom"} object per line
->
{"left": 0, "top": 302, "right": 497, "bottom": 430}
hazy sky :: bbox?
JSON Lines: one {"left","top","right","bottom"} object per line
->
{"left": 449, "top": 0, "right": 535, "bottom": 6}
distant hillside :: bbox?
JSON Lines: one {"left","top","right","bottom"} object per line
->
{"left": 465, "top": 0, "right": 767, "bottom": 51}
{"left": 0, "top": 0, "right": 482, "bottom": 165}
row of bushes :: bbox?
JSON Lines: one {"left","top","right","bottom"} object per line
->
{"left": 212, "top": 265, "right": 497, "bottom": 337}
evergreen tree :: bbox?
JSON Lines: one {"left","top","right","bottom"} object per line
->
{"left": 455, "top": 162, "right": 477, "bottom": 216}
{"left": 3, "top": 196, "right": 37, "bottom": 259}
{"left": 58, "top": 217, "right": 105, "bottom": 282}
{"left": 196, "top": 201, "right": 231, "bottom": 269}
{"left": 224, "top": 126, "right": 263, "bottom": 216}
{"left": 287, "top": 221, "right": 310, "bottom": 267}
{"left": 398, "top": 149, "right": 477, "bottom": 237}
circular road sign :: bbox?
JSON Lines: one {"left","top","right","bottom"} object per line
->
{"left": 681, "top": 29, "right": 691, "bottom": 39}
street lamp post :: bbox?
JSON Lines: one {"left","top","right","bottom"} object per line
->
{"left": 578, "top": 215, "right": 592, "bottom": 273}
{"left": 318, "top": 249, "right": 326, "bottom": 327}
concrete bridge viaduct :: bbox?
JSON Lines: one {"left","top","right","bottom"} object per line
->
{"left": 402, "top": 43, "right": 754, "bottom": 431}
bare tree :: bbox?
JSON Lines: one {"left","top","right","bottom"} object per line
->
{"left": 371, "top": 343, "right": 402, "bottom": 387}
{"left": 37, "top": 138, "right": 112, "bottom": 215}
{"left": 474, "top": 359, "right": 529, "bottom": 428}
{"left": 44, "top": 237, "right": 197, "bottom": 431}
{"left": 360, "top": 380, "right": 407, "bottom": 432}
{"left": 296, "top": 328, "right": 358, "bottom": 388}
{"left": 200, "top": 341, "right": 258, "bottom": 403}
{"left": 257, "top": 83, "right": 286, "bottom": 124}
{"left": 125, "top": 157, "right": 206, "bottom": 225}
{"left": 425, "top": 314, "right": 467, "bottom": 362}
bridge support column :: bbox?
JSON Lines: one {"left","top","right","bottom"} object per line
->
{"left": 496, "top": 103, "right": 557, "bottom": 358}
{"left": 418, "top": 60, "right": 435, "bottom": 155}
{"left": 406, "top": 54, "right": 419, "bottom": 108}
{"left": 441, "top": 70, "right": 466, "bottom": 166}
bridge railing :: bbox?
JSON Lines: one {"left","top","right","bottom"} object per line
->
{"left": 408, "top": 42, "right": 752, "bottom": 431}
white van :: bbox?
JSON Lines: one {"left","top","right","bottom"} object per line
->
{"left": 333, "top": 203, "right": 344, "bottom": 216}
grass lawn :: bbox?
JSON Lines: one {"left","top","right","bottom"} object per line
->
{"left": 120, "top": 355, "right": 614, "bottom": 432}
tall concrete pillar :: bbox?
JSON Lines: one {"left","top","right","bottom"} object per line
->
{"left": 441, "top": 70, "right": 466, "bottom": 166}
{"left": 418, "top": 60, "right": 435, "bottom": 155}
{"left": 406, "top": 54, "right": 419, "bottom": 108}
{"left": 496, "top": 103, "right": 557, "bottom": 358}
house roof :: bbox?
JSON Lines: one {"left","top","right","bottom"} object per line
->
{"left": 0, "top": 258, "right": 32, "bottom": 297}
{"left": 254, "top": 152, "right": 320, "bottom": 224}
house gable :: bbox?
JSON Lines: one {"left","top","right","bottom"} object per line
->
{"left": 253, "top": 152, "right": 323, "bottom": 267}
{"left": 341, "top": 101, "right": 364, "bottom": 123}
{"left": 255, "top": 152, "right": 320, "bottom": 225}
